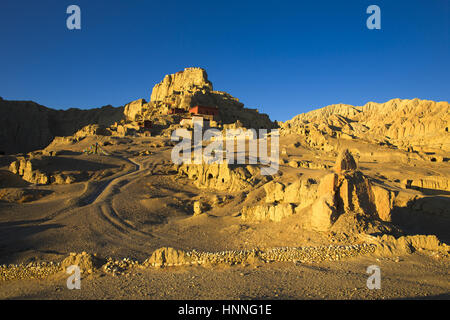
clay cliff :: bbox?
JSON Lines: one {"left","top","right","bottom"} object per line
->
{"left": 0, "top": 98, "right": 124, "bottom": 154}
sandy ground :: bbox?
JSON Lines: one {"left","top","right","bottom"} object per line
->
{"left": 1, "top": 254, "right": 448, "bottom": 300}
{"left": 0, "top": 135, "right": 449, "bottom": 299}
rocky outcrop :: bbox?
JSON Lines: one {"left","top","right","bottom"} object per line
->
{"left": 9, "top": 157, "right": 51, "bottom": 184}
{"left": 263, "top": 179, "right": 318, "bottom": 209}
{"left": 310, "top": 151, "right": 396, "bottom": 231}
{"left": 150, "top": 67, "right": 213, "bottom": 103}
{"left": 123, "top": 99, "right": 148, "bottom": 121}
{"left": 6, "top": 151, "right": 126, "bottom": 186}
{"left": 176, "top": 162, "right": 265, "bottom": 192}
{"left": 73, "top": 124, "right": 111, "bottom": 139}
{"left": 362, "top": 234, "right": 450, "bottom": 257}
{"left": 310, "top": 170, "right": 396, "bottom": 231}
{"left": 240, "top": 177, "right": 321, "bottom": 222}
{"left": 144, "top": 247, "right": 192, "bottom": 267}
{"left": 9, "top": 156, "right": 76, "bottom": 185}
{"left": 0, "top": 99, "right": 124, "bottom": 154}
{"left": 127, "top": 68, "right": 275, "bottom": 129}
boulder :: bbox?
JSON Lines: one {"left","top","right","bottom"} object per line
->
{"left": 61, "top": 252, "right": 101, "bottom": 274}
{"left": 144, "top": 247, "right": 191, "bottom": 267}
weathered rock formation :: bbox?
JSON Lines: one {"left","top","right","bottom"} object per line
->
{"left": 241, "top": 203, "right": 295, "bottom": 222}
{"left": 241, "top": 150, "right": 396, "bottom": 232}
{"left": 73, "top": 124, "right": 111, "bottom": 139}
{"left": 144, "top": 247, "right": 192, "bottom": 267}
{"left": 403, "top": 176, "right": 450, "bottom": 192}
{"left": 7, "top": 152, "right": 118, "bottom": 185}
{"left": 310, "top": 170, "right": 395, "bottom": 231}
{"left": 362, "top": 234, "right": 450, "bottom": 257}
{"left": 9, "top": 156, "right": 76, "bottom": 185}
{"left": 309, "top": 150, "right": 395, "bottom": 231}
{"left": 176, "top": 161, "right": 266, "bottom": 192}
{"left": 281, "top": 98, "right": 450, "bottom": 154}
{"left": 150, "top": 67, "right": 213, "bottom": 103}
{"left": 123, "top": 99, "right": 148, "bottom": 122}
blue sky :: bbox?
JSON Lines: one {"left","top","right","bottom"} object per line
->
{"left": 0, "top": 0, "right": 448, "bottom": 121}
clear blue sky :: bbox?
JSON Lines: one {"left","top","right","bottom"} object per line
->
{"left": 0, "top": 0, "right": 448, "bottom": 121}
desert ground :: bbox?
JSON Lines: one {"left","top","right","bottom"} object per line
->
{"left": 0, "top": 68, "right": 449, "bottom": 299}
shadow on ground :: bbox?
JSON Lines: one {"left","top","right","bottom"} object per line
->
{"left": 0, "top": 219, "right": 63, "bottom": 264}
{"left": 392, "top": 196, "right": 450, "bottom": 243}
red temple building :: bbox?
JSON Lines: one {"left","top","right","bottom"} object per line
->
{"left": 189, "top": 105, "right": 219, "bottom": 116}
